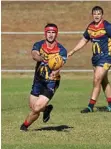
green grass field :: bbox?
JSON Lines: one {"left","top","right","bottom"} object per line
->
{"left": 1, "top": 73, "right": 111, "bottom": 149}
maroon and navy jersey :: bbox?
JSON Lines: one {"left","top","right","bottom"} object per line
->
{"left": 83, "top": 20, "right": 111, "bottom": 55}
{"left": 32, "top": 40, "right": 67, "bottom": 80}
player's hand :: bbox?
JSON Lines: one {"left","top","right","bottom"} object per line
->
{"left": 40, "top": 53, "right": 45, "bottom": 61}
{"left": 49, "top": 70, "right": 60, "bottom": 80}
{"left": 67, "top": 51, "right": 74, "bottom": 58}
{"left": 40, "top": 53, "right": 48, "bottom": 63}
{"left": 32, "top": 50, "right": 44, "bottom": 62}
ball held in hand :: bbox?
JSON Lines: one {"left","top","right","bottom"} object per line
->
{"left": 48, "top": 54, "right": 63, "bottom": 70}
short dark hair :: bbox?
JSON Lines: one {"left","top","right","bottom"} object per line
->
{"left": 92, "top": 6, "right": 104, "bottom": 15}
{"left": 45, "top": 23, "right": 58, "bottom": 29}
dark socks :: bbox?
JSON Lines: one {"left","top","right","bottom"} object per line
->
{"left": 88, "top": 99, "right": 96, "bottom": 111}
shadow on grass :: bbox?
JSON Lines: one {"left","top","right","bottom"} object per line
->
{"left": 33, "top": 125, "right": 73, "bottom": 132}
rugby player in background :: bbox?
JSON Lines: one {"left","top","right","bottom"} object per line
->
{"left": 68, "top": 6, "right": 111, "bottom": 113}
{"left": 20, "top": 23, "right": 67, "bottom": 131}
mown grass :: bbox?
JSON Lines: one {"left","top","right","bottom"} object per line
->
{"left": 1, "top": 73, "right": 111, "bottom": 149}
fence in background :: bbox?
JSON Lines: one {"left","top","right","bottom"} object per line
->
{"left": 1, "top": 31, "right": 84, "bottom": 35}
{"left": 2, "top": 31, "right": 110, "bottom": 73}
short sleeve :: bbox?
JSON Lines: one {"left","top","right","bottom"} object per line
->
{"left": 83, "top": 29, "right": 90, "bottom": 40}
{"left": 58, "top": 44, "right": 67, "bottom": 63}
{"left": 32, "top": 40, "right": 45, "bottom": 51}
{"left": 105, "top": 23, "right": 111, "bottom": 38}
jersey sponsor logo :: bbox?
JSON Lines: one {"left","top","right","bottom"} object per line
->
{"left": 92, "top": 42, "right": 101, "bottom": 54}
{"left": 92, "top": 39, "right": 100, "bottom": 42}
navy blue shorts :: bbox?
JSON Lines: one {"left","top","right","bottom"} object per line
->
{"left": 30, "top": 79, "right": 60, "bottom": 100}
{"left": 92, "top": 53, "right": 111, "bottom": 70}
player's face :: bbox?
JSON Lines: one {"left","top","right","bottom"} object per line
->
{"left": 92, "top": 10, "right": 103, "bottom": 23}
{"left": 46, "top": 31, "right": 57, "bottom": 43}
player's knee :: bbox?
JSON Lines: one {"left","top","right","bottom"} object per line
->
{"left": 29, "top": 101, "right": 35, "bottom": 110}
{"left": 93, "top": 77, "right": 101, "bottom": 86}
{"left": 33, "top": 103, "right": 44, "bottom": 113}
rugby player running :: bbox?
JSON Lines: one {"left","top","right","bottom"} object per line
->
{"left": 20, "top": 23, "right": 67, "bottom": 131}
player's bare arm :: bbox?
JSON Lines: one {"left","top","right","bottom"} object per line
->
{"left": 68, "top": 37, "right": 88, "bottom": 57}
{"left": 31, "top": 50, "right": 44, "bottom": 62}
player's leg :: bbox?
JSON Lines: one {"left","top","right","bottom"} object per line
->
{"left": 20, "top": 94, "right": 49, "bottom": 131}
{"left": 43, "top": 80, "right": 60, "bottom": 122}
{"left": 81, "top": 66, "right": 107, "bottom": 113}
{"left": 20, "top": 79, "right": 48, "bottom": 131}
{"left": 101, "top": 72, "right": 111, "bottom": 111}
